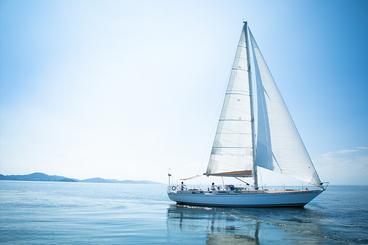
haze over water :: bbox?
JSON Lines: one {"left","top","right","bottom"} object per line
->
{"left": 0, "top": 181, "right": 367, "bottom": 244}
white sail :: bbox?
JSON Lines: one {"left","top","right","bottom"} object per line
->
{"left": 205, "top": 25, "right": 254, "bottom": 177}
{"left": 249, "top": 30, "right": 322, "bottom": 186}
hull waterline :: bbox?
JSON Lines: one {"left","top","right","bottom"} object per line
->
{"left": 168, "top": 189, "right": 324, "bottom": 208}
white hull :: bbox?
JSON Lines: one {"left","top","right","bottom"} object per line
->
{"left": 168, "top": 189, "right": 323, "bottom": 208}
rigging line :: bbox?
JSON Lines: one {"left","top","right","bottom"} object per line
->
{"left": 234, "top": 177, "right": 249, "bottom": 185}
{"left": 272, "top": 152, "right": 282, "bottom": 173}
{"left": 180, "top": 175, "right": 202, "bottom": 181}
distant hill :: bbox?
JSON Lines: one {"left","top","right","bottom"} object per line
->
{"left": 0, "top": 172, "right": 160, "bottom": 184}
{"left": 0, "top": 172, "right": 77, "bottom": 182}
{"left": 79, "top": 177, "right": 157, "bottom": 184}
{"left": 80, "top": 177, "right": 121, "bottom": 183}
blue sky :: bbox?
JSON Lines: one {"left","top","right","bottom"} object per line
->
{"left": 1, "top": 0, "right": 367, "bottom": 184}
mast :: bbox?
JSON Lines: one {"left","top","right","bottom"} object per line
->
{"left": 244, "top": 21, "right": 258, "bottom": 189}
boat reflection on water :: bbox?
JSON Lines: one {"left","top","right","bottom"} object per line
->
{"left": 167, "top": 205, "right": 260, "bottom": 244}
{"left": 206, "top": 223, "right": 260, "bottom": 245}
{"left": 166, "top": 204, "right": 325, "bottom": 244}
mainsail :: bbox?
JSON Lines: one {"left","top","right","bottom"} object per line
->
{"left": 205, "top": 23, "right": 322, "bottom": 187}
{"left": 249, "top": 30, "right": 322, "bottom": 186}
{"left": 205, "top": 24, "right": 254, "bottom": 177}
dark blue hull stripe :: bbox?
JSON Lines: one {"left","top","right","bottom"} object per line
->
{"left": 176, "top": 201, "right": 307, "bottom": 208}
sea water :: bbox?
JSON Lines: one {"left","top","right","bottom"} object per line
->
{"left": 0, "top": 181, "right": 367, "bottom": 244}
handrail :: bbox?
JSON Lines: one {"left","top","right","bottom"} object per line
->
{"left": 167, "top": 183, "right": 323, "bottom": 193}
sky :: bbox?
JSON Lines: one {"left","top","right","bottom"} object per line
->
{"left": 0, "top": 0, "right": 367, "bottom": 184}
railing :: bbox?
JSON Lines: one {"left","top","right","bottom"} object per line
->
{"left": 167, "top": 183, "right": 321, "bottom": 193}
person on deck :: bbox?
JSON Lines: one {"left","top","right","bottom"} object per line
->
{"left": 211, "top": 182, "right": 216, "bottom": 191}
{"left": 180, "top": 181, "right": 185, "bottom": 191}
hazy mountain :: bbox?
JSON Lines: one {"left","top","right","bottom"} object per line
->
{"left": 80, "top": 177, "right": 120, "bottom": 183}
{"left": 0, "top": 172, "right": 160, "bottom": 184}
{"left": 80, "top": 177, "right": 159, "bottom": 184}
{"left": 0, "top": 172, "right": 77, "bottom": 182}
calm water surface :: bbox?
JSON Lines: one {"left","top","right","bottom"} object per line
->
{"left": 0, "top": 181, "right": 367, "bottom": 244}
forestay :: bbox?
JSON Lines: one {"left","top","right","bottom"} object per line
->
{"left": 249, "top": 30, "right": 322, "bottom": 186}
{"left": 205, "top": 26, "right": 254, "bottom": 177}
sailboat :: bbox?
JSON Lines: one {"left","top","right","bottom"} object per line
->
{"left": 168, "top": 22, "right": 327, "bottom": 207}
